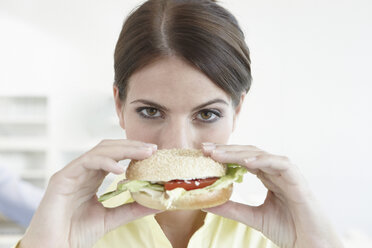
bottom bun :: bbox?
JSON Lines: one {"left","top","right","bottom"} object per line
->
{"left": 131, "top": 184, "right": 233, "bottom": 210}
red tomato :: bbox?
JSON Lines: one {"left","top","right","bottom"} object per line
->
{"left": 164, "top": 177, "right": 219, "bottom": 191}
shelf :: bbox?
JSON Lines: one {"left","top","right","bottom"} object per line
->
{"left": 0, "top": 220, "right": 24, "bottom": 236}
{"left": 0, "top": 92, "right": 128, "bottom": 240}
{"left": 0, "top": 92, "right": 47, "bottom": 98}
{"left": 0, "top": 92, "right": 130, "bottom": 242}
{"left": 20, "top": 170, "right": 45, "bottom": 180}
{"left": 0, "top": 138, "right": 48, "bottom": 152}
{"left": 22, "top": 178, "right": 47, "bottom": 189}
{"left": 0, "top": 96, "right": 47, "bottom": 122}
{"left": 0, "top": 117, "right": 47, "bottom": 125}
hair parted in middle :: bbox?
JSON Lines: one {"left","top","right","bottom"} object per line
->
{"left": 114, "top": 0, "right": 252, "bottom": 107}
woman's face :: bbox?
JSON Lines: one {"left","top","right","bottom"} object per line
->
{"left": 114, "top": 56, "right": 243, "bottom": 150}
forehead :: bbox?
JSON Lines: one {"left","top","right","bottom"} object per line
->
{"left": 126, "top": 56, "right": 231, "bottom": 107}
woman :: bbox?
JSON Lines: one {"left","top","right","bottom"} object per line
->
{"left": 18, "top": 0, "right": 343, "bottom": 247}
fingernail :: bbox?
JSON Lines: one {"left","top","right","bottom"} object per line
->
{"left": 202, "top": 142, "right": 216, "bottom": 150}
{"left": 244, "top": 157, "right": 256, "bottom": 164}
{"left": 140, "top": 146, "right": 153, "bottom": 152}
{"left": 144, "top": 143, "right": 157, "bottom": 151}
{"left": 202, "top": 142, "right": 215, "bottom": 146}
{"left": 212, "top": 149, "right": 225, "bottom": 155}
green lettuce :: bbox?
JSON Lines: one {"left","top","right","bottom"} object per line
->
{"left": 98, "top": 180, "right": 164, "bottom": 202}
{"left": 202, "top": 163, "right": 247, "bottom": 190}
{"left": 98, "top": 163, "right": 247, "bottom": 202}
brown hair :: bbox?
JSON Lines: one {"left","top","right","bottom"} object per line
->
{"left": 114, "top": 0, "right": 251, "bottom": 107}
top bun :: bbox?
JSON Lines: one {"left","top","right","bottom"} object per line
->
{"left": 126, "top": 148, "right": 226, "bottom": 181}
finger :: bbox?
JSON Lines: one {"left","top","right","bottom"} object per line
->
{"left": 55, "top": 144, "right": 157, "bottom": 191}
{"left": 245, "top": 167, "right": 260, "bottom": 175}
{"left": 211, "top": 151, "right": 290, "bottom": 176}
{"left": 202, "top": 147, "right": 261, "bottom": 175}
{"left": 208, "top": 149, "right": 263, "bottom": 166}
{"left": 202, "top": 200, "right": 263, "bottom": 233}
{"left": 68, "top": 145, "right": 156, "bottom": 176}
{"left": 202, "top": 143, "right": 261, "bottom": 156}
{"left": 244, "top": 154, "right": 295, "bottom": 177}
{"left": 92, "top": 144, "right": 157, "bottom": 162}
{"left": 256, "top": 171, "right": 286, "bottom": 196}
{"left": 80, "top": 155, "right": 125, "bottom": 175}
{"left": 61, "top": 155, "right": 124, "bottom": 182}
{"left": 98, "top": 139, "right": 157, "bottom": 149}
{"left": 104, "top": 202, "right": 162, "bottom": 233}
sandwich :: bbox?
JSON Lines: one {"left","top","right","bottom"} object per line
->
{"left": 98, "top": 148, "right": 247, "bottom": 210}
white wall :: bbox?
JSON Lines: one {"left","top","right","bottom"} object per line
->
{"left": 1, "top": 0, "right": 371, "bottom": 245}
{"left": 225, "top": 0, "right": 372, "bottom": 243}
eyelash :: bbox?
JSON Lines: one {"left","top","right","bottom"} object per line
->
{"left": 135, "top": 107, "right": 223, "bottom": 123}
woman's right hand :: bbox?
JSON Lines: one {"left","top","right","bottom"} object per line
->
{"left": 20, "top": 139, "right": 160, "bottom": 248}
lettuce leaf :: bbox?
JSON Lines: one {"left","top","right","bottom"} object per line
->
{"left": 98, "top": 180, "right": 163, "bottom": 202}
{"left": 202, "top": 163, "right": 247, "bottom": 190}
{"left": 98, "top": 163, "right": 247, "bottom": 202}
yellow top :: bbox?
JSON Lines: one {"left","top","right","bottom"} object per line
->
{"left": 93, "top": 176, "right": 278, "bottom": 248}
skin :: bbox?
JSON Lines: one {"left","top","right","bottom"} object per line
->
{"left": 19, "top": 56, "right": 343, "bottom": 248}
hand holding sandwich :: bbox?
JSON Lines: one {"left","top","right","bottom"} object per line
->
{"left": 202, "top": 143, "right": 343, "bottom": 248}
{"left": 19, "top": 139, "right": 161, "bottom": 248}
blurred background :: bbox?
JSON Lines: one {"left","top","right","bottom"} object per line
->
{"left": 0, "top": 0, "right": 371, "bottom": 247}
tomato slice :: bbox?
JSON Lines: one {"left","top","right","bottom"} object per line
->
{"left": 164, "top": 177, "right": 219, "bottom": 191}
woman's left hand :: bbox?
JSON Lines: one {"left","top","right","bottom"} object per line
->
{"left": 202, "top": 143, "right": 343, "bottom": 248}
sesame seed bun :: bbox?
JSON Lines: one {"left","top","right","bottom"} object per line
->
{"left": 126, "top": 148, "right": 227, "bottom": 181}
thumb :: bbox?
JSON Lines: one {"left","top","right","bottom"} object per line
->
{"left": 104, "top": 202, "right": 162, "bottom": 233}
{"left": 202, "top": 200, "right": 263, "bottom": 233}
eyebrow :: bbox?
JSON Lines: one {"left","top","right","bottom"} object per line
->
{"left": 130, "top": 98, "right": 229, "bottom": 112}
{"left": 191, "top": 99, "right": 229, "bottom": 111}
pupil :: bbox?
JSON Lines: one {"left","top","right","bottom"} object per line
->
{"left": 201, "top": 112, "right": 211, "bottom": 119}
{"left": 147, "top": 108, "right": 157, "bottom": 115}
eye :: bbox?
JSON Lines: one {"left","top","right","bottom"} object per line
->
{"left": 137, "top": 107, "right": 162, "bottom": 119}
{"left": 196, "top": 109, "right": 221, "bottom": 123}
